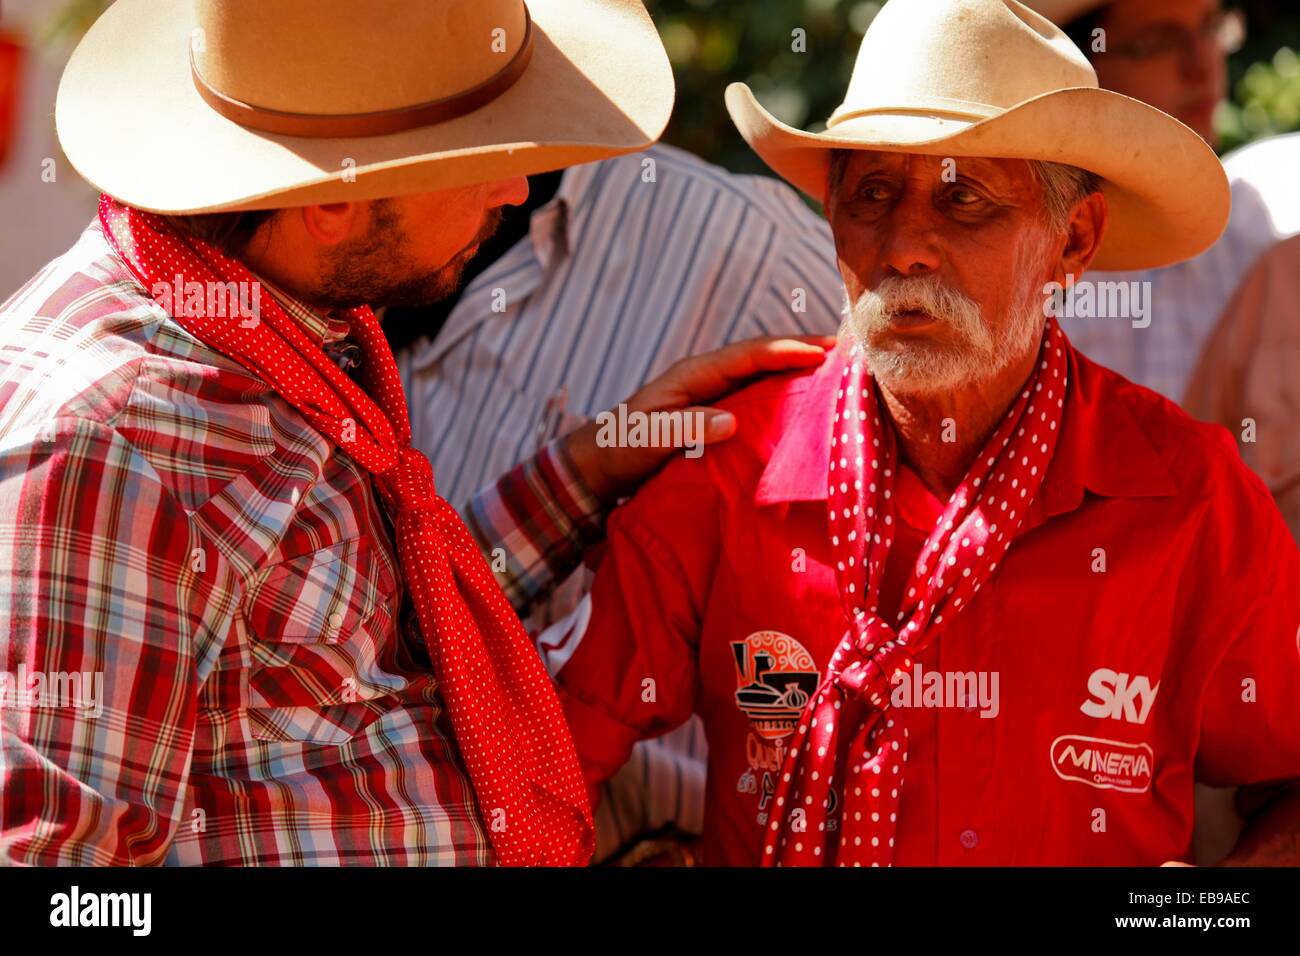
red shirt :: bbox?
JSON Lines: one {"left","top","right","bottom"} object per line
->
{"left": 556, "top": 344, "right": 1300, "bottom": 866}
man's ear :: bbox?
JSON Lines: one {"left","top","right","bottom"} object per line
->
{"left": 1057, "top": 191, "right": 1107, "bottom": 284}
{"left": 298, "top": 202, "right": 362, "bottom": 247}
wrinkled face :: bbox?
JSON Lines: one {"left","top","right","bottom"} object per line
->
{"left": 1089, "top": 0, "right": 1226, "bottom": 145}
{"left": 827, "top": 150, "right": 1063, "bottom": 396}
{"left": 310, "top": 177, "right": 528, "bottom": 308}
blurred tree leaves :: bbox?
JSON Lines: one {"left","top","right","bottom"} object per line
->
{"left": 1220, "top": 48, "right": 1300, "bottom": 151}
{"left": 651, "top": 0, "right": 885, "bottom": 174}
{"left": 32, "top": 0, "right": 110, "bottom": 52}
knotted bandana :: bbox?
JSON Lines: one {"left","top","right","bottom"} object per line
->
{"left": 763, "top": 319, "right": 1069, "bottom": 866}
{"left": 99, "top": 195, "right": 593, "bottom": 866}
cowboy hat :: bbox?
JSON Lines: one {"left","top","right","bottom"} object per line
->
{"left": 56, "top": 0, "right": 674, "bottom": 214}
{"left": 725, "top": 0, "right": 1228, "bottom": 271}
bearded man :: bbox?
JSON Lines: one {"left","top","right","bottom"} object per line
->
{"left": 550, "top": 0, "right": 1300, "bottom": 865}
{"left": 0, "top": 0, "right": 831, "bottom": 866}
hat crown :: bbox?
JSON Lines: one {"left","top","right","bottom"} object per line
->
{"left": 191, "top": 0, "right": 529, "bottom": 115}
{"left": 830, "top": 0, "right": 1096, "bottom": 126}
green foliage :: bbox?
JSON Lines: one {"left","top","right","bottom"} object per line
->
{"left": 1219, "top": 47, "right": 1300, "bottom": 151}
{"left": 652, "top": 0, "right": 884, "bottom": 174}
{"left": 33, "top": 0, "right": 110, "bottom": 52}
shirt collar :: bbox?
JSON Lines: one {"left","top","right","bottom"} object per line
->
{"left": 754, "top": 339, "right": 1178, "bottom": 519}
{"left": 526, "top": 164, "right": 586, "bottom": 272}
{"left": 527, "top": 184, "right": 569, "bottom": 270}
{"left": 253, "top": 273, "right": 352, "bottom": 348}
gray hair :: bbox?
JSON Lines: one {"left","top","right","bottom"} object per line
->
{"left": 826, "top": 148, "right": 1101, "bottom": 232}
{"left": 1027, "top": 159, "right": 1102, "bottom": 232}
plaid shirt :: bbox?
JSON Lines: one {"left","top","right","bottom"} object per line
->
{"left": 0, "top": 220, "right": 598, "bottom": 865}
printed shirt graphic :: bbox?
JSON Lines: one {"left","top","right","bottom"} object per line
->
{"left": 555, "top": 343, "right": 1300, "bottom": 866}
{"left": 730, "top": 631, "right": 820, "bottom": 825}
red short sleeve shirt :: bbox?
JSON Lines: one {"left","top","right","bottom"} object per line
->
{"left": 556, "top": 345, "right": 1300, "bottom": 866}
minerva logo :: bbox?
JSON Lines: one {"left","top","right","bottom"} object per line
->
{"left": 1050, "top": 735, "right": 1154, "bottom": 793}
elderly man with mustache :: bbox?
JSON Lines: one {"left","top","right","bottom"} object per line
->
{"left": 548, "top": 0, "right": 1300, "bottom": 866}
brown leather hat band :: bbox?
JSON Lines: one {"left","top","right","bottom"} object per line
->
{"left": 190, "top": 6, "right": 535, "bottom": 139}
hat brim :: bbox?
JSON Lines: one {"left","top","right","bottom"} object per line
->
{"left": 56, "top": 0, "right": 674, "bottom": 214}
{"left": 726, "top": 82, "right": 1229, "bottom": 272}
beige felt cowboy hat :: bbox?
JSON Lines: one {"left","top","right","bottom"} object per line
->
{"left": 56, "top": 0, "right": 674, "bottom": 214}
{"left": 726, "top": 0, "right": 1228, "bottom": 271}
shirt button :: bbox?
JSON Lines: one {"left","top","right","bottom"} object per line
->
{"left": 959, "top": 829, "right": 979, "bottom": 850}
{"left": 328, "top": 611, "right": 345, "bottom": 630}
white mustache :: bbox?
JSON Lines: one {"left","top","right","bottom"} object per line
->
{"left": 850, "top": 275, "right": 988, "bottom": 346}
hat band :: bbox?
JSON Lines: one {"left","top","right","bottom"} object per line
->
{"left": 190, "top": 5, "right": 535, "bottom": 139}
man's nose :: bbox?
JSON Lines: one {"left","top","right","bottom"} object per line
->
{"left": 487, "top": 176, "right": 530, "bottom": 209}
{"left": 877, "top": 200, "right": 942, "bottom": 278}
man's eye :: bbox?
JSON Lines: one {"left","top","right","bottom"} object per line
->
{"left": 856, "top": 183, "right": 892, "bottom": 201}
{"left": 950, "top": 188, "right": 981, "bottom": 205}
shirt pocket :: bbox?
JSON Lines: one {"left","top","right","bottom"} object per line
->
{"left": 243, "top": 535, "right": 401, "bottom": 744}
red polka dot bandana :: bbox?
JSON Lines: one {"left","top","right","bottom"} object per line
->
{"left": 99, "top": 196, "right": 593, "bottom": 866}
{"left": 763, "top": 320, "right": 1069, "bottom": 866}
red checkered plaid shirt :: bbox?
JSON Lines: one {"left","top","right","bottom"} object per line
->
{"left": 0, "top": 221, "right": 603, "bottom": 865}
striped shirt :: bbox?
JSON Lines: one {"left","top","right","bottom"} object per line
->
{"left": 400, "top": 143, "right": 844, "bottom": 856}
{"left": 1059, "top": 177, "right": 1279, "bottom": 402}
{"left": 0, "top": 220, "right": 591, "bottom": 865}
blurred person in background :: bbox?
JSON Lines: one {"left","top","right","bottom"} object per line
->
{"left": 1184, "top": 233, "right": 1300, "bottom": 544}
{"left": 1029, "top": 0, "right": 1279, "bottom": 401}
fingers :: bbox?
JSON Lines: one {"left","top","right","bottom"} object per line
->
{"left": 668, "top": 335, "right": 835, "bottom": 404}
{"left": 786, "top": 334, "right": 840, "bottom": 349}
{"left": 687, "top": 406, "right": 738, "bottom": 443}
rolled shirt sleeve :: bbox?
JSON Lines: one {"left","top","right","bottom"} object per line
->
{"left": 464, "top": 437, "right": 606, "bottom": 618}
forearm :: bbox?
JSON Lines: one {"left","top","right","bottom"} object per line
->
{"left": 464, "top": 434, "right": 608, "bottom": 617}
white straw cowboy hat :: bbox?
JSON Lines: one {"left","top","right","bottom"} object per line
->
{"left": 56, "top": 0, "right": 674, "bottom": 214}
{"left": 726, "top": 0, "right": 1228, "bottom": 271}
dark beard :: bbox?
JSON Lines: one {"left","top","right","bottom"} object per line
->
{"left": 313, "top": 203, "right": 502, "bottom": 309}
